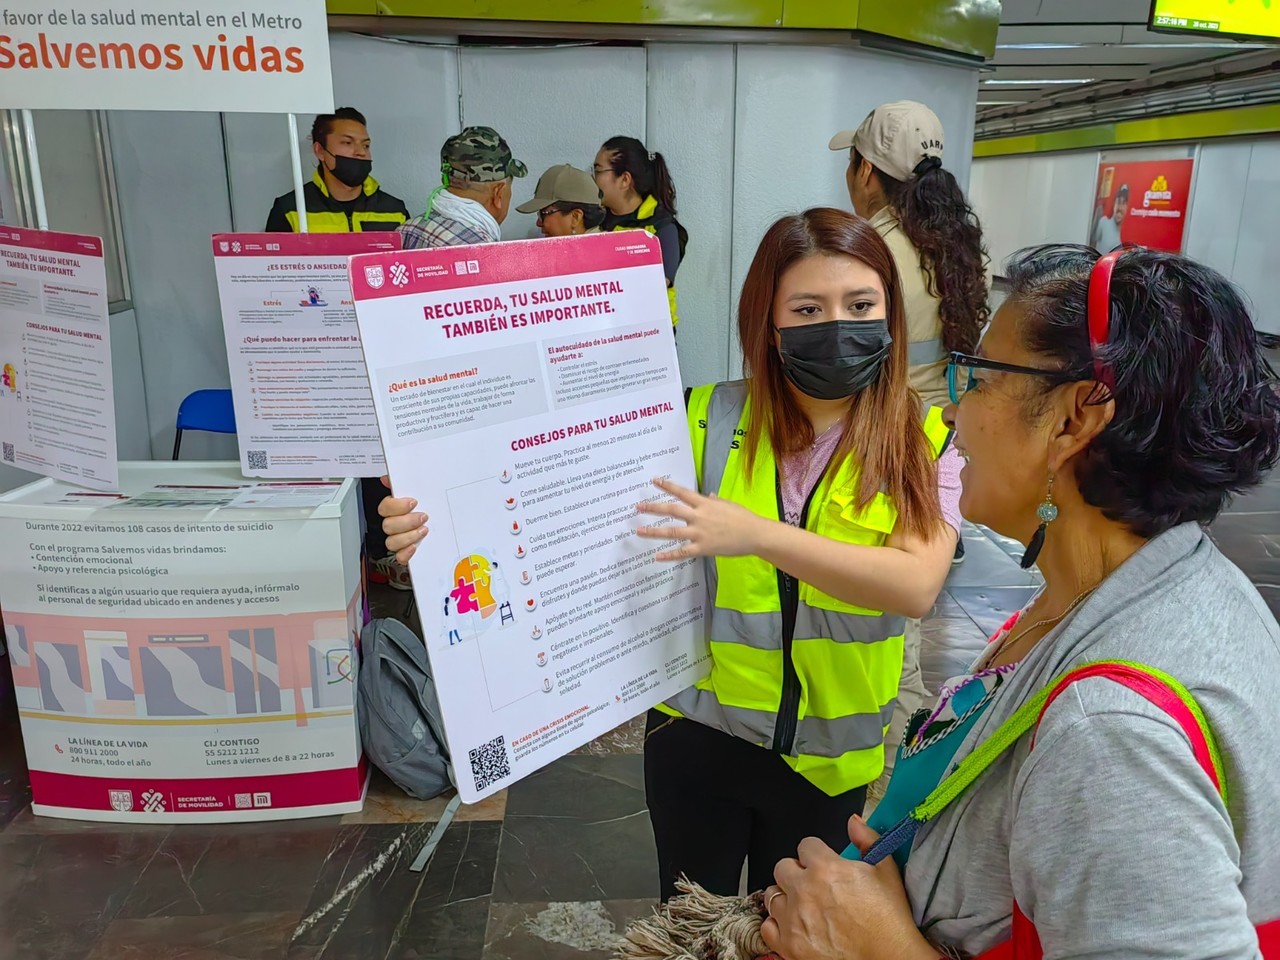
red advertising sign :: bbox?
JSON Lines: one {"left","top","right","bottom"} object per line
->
{"left": 1089, "top": 158, "right": 1195, "bottom": 254}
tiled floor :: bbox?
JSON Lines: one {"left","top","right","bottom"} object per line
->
{"left": 0, "top": 470, "right": 1276, "bottom": 960}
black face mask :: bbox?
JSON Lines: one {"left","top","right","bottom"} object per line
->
{"left": 776, "top": 319, "right": 892, "bottom": 400}
{"left": 324, "top": 151, "right": 372, "bottom": 188}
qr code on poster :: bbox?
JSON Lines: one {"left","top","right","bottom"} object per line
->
{"left": 2, "top": 442, "right": 13, "bottom": 464}
{"left": 246, "top": 449, "right": 268, "bottom": 470}
{"left": 468, "top": 735, "right": 511, "bottom": 792}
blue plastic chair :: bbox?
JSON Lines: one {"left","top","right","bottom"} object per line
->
{"left": 172, "top": 389, "right": 236, "bottom": 459}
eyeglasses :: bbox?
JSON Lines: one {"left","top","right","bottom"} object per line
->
{"left": 948, "top": 248, "right": 1127, "bottom": 405}
{"left": 537, "top": 205, "right": 565, "bottom": 220}
{"left": 946, "top": 352, "right": 1068, "bottom": 406}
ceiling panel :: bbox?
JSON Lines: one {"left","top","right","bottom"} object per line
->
{"left": 984, "top": 63, "right": 1148, "bottom": 80}
{"left": 977, "top": 90, "right": 1044, "bottom": 103}
{"left": 977, "top": 0, "right": 1276, "bottom": 122}
{"left": 993, "top": 46, "right": 1250, "bottom": 67}
{"left": 997, "top": 0, "right": 1153, "bottom": 25}
{"left": 992, "top": 47, "right": 1203, "bottom": 66}
{"left": 996, "top": 23, "right": 1126, "bottom": 44}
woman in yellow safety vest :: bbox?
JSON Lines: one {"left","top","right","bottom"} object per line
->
{"left": 376, "top": 208, "right": 961, "bottom": 902}
{"left": 593, "top": 136, "right": 687, "bottom": 330}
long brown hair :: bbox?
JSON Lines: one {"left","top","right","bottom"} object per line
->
{"left": 738, "top": 208, "right": 942, "bottom": 537}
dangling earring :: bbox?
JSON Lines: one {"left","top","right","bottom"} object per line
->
{"left": 1021, "top": 475, "right": 1058, "bottom": 570}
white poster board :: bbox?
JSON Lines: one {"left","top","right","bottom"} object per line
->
{"left": 0, "top": 226, "right": 116, "bottom": 490}
{"left": 349, "top": 232, "right": 709, "bottom": 803}
{"left": 0, "top": 463, "right": 366, "bottom": 823}
{"left": 213, "top": 232, "right": 400, "bottom": 478}
{"left": 0, "top": 0, "right": 334, "bottom": 113}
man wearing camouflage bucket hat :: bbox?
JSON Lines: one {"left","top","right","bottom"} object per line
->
{"left": 398, "top": 125, "right": 527, "bottom": 250}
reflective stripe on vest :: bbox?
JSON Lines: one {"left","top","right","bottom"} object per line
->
{"left": 665, "top": 380, "right": 952, "bottom": 796}
{"left": 284, "top": 170, "right": 408, "bottom": 234}
{"left": 610, "top": 195, "right": 679, "bottom": 327}
{"left": 285, "top": 209, "right": 407, "bottom": 233}
{"left": 908, "top": 337, "right": 947, "bottom": 366}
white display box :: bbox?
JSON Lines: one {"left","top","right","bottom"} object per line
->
{"left": 0, "top": 462, "right": 367, "bottom": 822}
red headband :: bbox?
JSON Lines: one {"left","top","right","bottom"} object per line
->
{"left": 1087, "top": 249, "right": 1122, "bottom": 388}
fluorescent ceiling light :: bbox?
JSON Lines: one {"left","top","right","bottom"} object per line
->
{"left": 982, "top": 78, "right": 1098, "bottom": 85}
{"left": 978, "top": 100, "right": 1030, "bottom": 105}
{"left": 996, "top": 43, "right": 1083, "bottom": 49}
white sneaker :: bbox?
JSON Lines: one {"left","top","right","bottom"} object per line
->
{"left": 369, "top": 554, "right": 412, "bottom": 591}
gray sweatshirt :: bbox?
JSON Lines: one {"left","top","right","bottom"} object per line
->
{"left": 905, "top": 522, "right": 1280, "bottom": 958}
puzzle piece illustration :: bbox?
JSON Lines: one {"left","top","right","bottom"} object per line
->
{"left": 469, "top": 557, "right": 497, "bottom": 614}
{"left": 451, "top": 577, "right": 480, "bottom": 615}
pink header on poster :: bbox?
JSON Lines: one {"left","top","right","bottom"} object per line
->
{"left": 347, "top": 230, "right": 662, "bottom": 302}
{"left": 0, "top": 227, "right": 103, "bottom": 258}
{"left": 211, "top": 232, "right": 402, "bottom": 258}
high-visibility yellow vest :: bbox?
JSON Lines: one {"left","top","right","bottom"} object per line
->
{"left": 276, "top": 170, "right": 409, "bottom": 234}
{"left": 659, "top": 380, "right": 952, "bottom": 796}
{"left": 606, "top": 195, "right": 685, "bottom": 328}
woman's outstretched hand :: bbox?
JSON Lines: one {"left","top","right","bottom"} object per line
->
{"left": 377, "top": 475, "right": 428, "bottom": 564}
{"left": 636, "top": 477, "right": 765, "bottom": 560}
{"left": 760, "top": 816, "right": 938, "bottom": 960}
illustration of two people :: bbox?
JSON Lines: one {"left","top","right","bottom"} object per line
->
{"left": 443, "top": 557, "right": 512, "bottom": 646}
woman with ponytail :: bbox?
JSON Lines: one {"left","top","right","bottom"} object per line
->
{"left": 829, "top": 101, "right": 990, "bottom": 799}
{"left": 829, "top": 101, "right": 988, "bottom": 409}
{"left": 594, "top": 136, "right": 688, "bottom": 329}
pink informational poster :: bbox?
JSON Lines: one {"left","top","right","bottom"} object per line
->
{"left": 212, "top": 231, "right": 402, "bottom": 478}
{"left": 0, "top": 463, "right": 366, "bottom": 822}
{"left": 0, "top": 226, "right": 117, "bottom": 490}
{"left": 349, "top": 231, "right": 708, "bottom": 803}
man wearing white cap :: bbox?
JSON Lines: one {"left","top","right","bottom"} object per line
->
{"left": 829, "top": 101, "right": 990, "bottom": 801}
{"left": 517, "top": 164, "right": 607, "bottom": 237}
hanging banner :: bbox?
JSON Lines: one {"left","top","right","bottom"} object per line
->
{"left": 349, "top": 232, "right": 709, "bottom": 803}
{"left": 1089, "top": 157, "right": 1196, "bottom": 254}
{"left": 213, "top": 232, "right": 401, "bottom": 479}
{"left": 0, "top": 0, "right": 333, "bottom": 113}
{"left": 0, "top": 226, "right": 117, "bottom": 490}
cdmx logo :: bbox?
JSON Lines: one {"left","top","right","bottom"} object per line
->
{"left": 141, "top": 789, "right": 166, "bottom": 813}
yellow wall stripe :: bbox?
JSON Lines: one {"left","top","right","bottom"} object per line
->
{"left": 974, "top": 104, "right": 1280, "bottom": 158}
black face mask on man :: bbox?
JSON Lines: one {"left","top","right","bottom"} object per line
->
{"left": 776, "top": 319, "right": 892, "bottom": 400}
{"left": 323, "top": 151, "right": 372, "bottom": 188}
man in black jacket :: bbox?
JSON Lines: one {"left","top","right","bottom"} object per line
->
{"left": 265, "top": 107, "right": 409, "bottom": 233}
{"left": 266, "top": 108, "right": 412, "bottom": 591}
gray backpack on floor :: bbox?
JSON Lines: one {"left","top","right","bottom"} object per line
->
{"left": 357, "top": 618, "right": 454, "bottom": 800}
